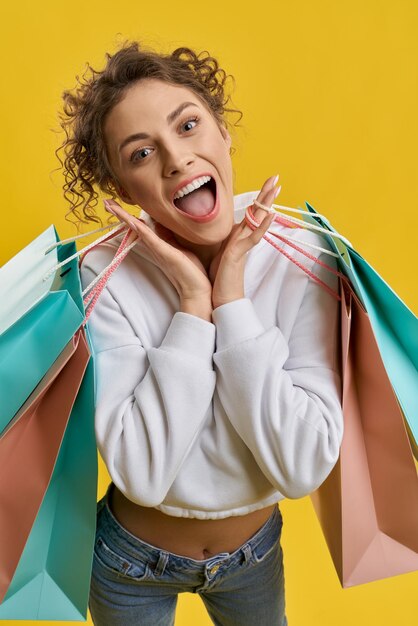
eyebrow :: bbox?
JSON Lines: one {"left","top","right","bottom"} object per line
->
{"left": 118, "top": 101, "right": 199, "bottom": 153}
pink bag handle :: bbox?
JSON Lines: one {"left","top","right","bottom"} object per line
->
{"left": 80, "top": 227, "right": 138, "bottom": 326}
{"left": 78, "top": 225, "right": 127, "bottom": 267}
{"left": 245, "top": 205, "right": 350, "bottom": 302}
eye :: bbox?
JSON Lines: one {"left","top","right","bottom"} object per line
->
{"left": 130, "top": 147, "right": 152, "bottom": 163}
{"left": 180, "top": 116, "right": 199, "bottom": 132}
{"left": 129, "top": 117, "right": 200, "bottom": 164}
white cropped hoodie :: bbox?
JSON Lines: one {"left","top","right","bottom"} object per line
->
{"left": 80, "top": 191, "right": 344, "bottom": 519}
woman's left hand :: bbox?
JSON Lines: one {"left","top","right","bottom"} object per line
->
{"left": 209, "top": 174, "right": 281, "bottom": 309}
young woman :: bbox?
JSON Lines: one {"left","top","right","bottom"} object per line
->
{"left": 57, "top": 40, "right": 344, "bottom": 626}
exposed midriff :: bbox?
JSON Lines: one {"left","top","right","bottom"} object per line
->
{"left": 109, "top": 484, "right": 277, "bottom": 561}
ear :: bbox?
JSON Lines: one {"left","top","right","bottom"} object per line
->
{"left": 220, "top": 124, "right": 232, "bottom": 149}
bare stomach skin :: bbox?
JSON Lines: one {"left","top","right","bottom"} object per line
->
{"left": 109, "top": 484, "right": 277, "bottom": 561}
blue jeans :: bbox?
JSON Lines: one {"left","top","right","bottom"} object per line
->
{"left": 89, "top": 484, "right": 288, "bottom": 626}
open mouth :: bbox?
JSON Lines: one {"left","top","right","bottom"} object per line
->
{"left": 173, "top": 177, "right": 217, "bottom": 217}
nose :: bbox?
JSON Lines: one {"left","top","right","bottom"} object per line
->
{"left": 162, "top": 142, "right": 195, "bottom": 177}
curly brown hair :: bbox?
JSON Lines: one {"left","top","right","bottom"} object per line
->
{"left": 55, "top": 40, "right": 243, "bottom": 229}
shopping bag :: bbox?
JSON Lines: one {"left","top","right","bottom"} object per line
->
{"left": 0, "top": 221, "right": 135, "bottom": 620}
{"left": 0, "top": 225, "right": 85, "bottom": 429}
{"left": 245, "top": 197, "right": 418, "bottom": 586}
{"left": 310, "top": 278, "right": 418, "bottom": 587}
{"left": 301, "top": 202, "right": 418, "bottom": 459}
{"left": 0, "top": 327, "right": 90, "bottom": 608}
{"left": 0, "top": 335, "right": 96, "bottom": 620}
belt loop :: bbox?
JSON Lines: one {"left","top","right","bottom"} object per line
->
{"left": 154, "top": 551, "right": 169, "bottom": 576}
{"left": 242, "top": 544, "right": 252, "bottom": 564}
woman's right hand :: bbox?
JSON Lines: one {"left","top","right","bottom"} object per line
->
{"left": 104, "top": 199, "right": 213, "bottom": 308}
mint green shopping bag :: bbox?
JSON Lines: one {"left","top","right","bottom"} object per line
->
{"left": 301, "top": 202, "right": 418, "bottom": 458}
{"left": 0, "top": 225, "right": 85, "bottom": 430}
{"left": 0, "top": 326, "right": 97, "bottom": 621}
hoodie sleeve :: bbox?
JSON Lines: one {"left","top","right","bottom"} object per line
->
{"left": 80, "top": 264, "right": 216, "bottom": 507}
{"left": 212, "top": 244, "right": 344, "bottom": 499}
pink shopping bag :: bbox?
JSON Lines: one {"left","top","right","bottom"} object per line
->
{"left": 310, "top": 279, "right": 418, "bottom": 587}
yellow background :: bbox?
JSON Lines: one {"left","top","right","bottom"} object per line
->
{"left": 1, "top": 0, "right": 417, "bottom": 624}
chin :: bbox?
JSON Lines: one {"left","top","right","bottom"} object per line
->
{"left": 202, "top": 216, "right": 235, "bottom": 245}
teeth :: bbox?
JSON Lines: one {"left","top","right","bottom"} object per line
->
{"left": 174, "top": 176, "right": 211, "bottom": 199}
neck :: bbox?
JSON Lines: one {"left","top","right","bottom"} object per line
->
{"left": 173, "top": 234, "right": 223, "bottom": 273}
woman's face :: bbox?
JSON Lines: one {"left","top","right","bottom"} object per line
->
{"left": 103, "top": 78, "right": 235, "bottom": 247}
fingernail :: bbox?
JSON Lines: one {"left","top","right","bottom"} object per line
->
{"left": 103, "top": 199, "right": 117, "bottom": 216}
{"left": 127, "top": 218, "right": 138, "bottom": 231}
{"left": 274, "top": 184, "right": 282, "bottom": 197}
{"left": 272, "top": 174, "right": 279, "bottom": 186}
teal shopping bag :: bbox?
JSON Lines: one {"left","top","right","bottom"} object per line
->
{"left": 0, "top": 225, "right": 85, "bottom": 430}
{"left": 0, "top": 326, "right": 97, "bottom": 621}
{"left": 301, "top": 202, "right": 418, "bottom": 457}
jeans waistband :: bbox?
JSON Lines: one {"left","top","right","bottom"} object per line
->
{"left": 96, "top": 484, "right": 282, "bottom": 570}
